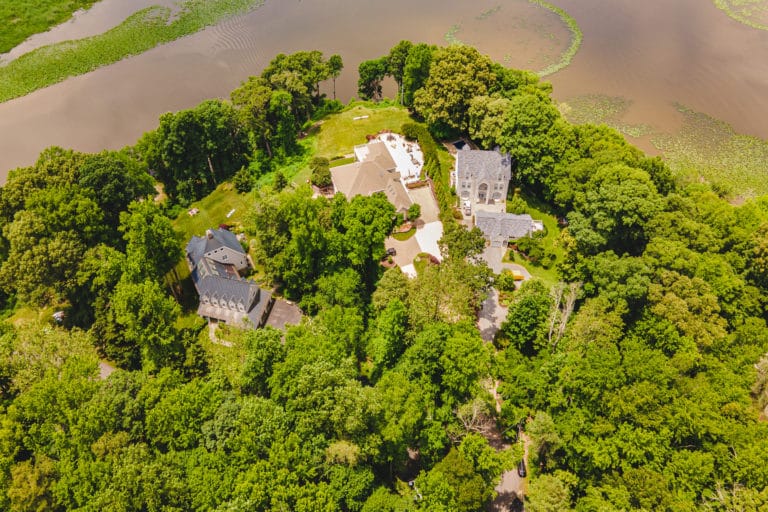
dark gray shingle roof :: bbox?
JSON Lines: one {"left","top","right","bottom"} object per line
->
{"left": 476, "top": 211, "right": 535, "bottom": 241}
{"left": 456, "top": 149, "right": 511, "bottom": 183}
{"left": 186, "top": 228, "right": 243, "bottom": 267}
{"left": 186, "top": 228, "right": 272, "bottom": 328}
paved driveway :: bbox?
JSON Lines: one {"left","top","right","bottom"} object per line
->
{"left": 415, "top": 221, "right": 443, "bottom": 261}
{"left": 478, "top": 288, "right": 508, "bottom": 342}
{"left": 482, "top": 246, "right": 506, "bottom": 274}
{"left": 482, "top": 247, "right": 533, "bottom": 286}
{"left": 385, "top": 235, "right": 421, "bottom": 268}
{"left": 407, "top": 186, "right": 440, "bottom": 223}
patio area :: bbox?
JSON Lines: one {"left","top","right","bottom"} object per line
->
{"left": 355, "top": 132, "right": 423, "bottom": 184}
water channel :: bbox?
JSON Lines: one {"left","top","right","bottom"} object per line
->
{"left": 0, "top": 0, "right": 766, "bottom": 181}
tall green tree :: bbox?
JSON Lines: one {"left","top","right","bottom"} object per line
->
{"left": 78, "top": 150, "right": 155, "bottom": 238}
{"left": 402, "top": 43, "right": 435, "bottom": 106}
{"left": 358, "top": 57, "right": 389, "bottom": 101}
{"left": 413, "top": 46, "right": 497, "bottom": 136}
{"left": 119, "top": 200, "right": 182, "bottom": 283}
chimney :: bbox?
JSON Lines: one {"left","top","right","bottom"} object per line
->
{"left": 206, "top": 229, "right": 214, "bottom": 239}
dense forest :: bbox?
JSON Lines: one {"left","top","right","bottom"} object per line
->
{"left": 0, "top": 41, "right": 767, "bottom": 511}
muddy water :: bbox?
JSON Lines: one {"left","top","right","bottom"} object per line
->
{"left": 0, "top": 0, "right": 179, "bottom": 63}
{"left": 546, "top": 0, "right": 768, "bottom": 153}
{"left": 0, "top": 0, "right": 566, "bottom": 179}
{"left": 0, "top": 0, "right": 767, "bottom": 180}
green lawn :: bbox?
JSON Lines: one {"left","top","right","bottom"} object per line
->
{"left": 172, "top": 182, "right": 255, "bottom": 240}
{"left": 316, "top": 102, "right": 413, "bottom": 159}
{"left": 257, "top": 135, "right": 318, "bottom": 189}
{"left": 392, "top": 228, "right": 416, "bottom": 241}
{"left": 505, "top": 194, "right": 564, "bottom": 287}
{"left": 0, "top": 0, "right": 99, "bottom": 54}
{"left": 330, "top": 156, "right": 356, "bottom": 168}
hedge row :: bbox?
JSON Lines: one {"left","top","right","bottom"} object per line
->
{"left": 402, "top": 123, "right": 455, "bottom": 224}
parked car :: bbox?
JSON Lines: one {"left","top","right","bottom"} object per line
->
{"left": 517, "top": 460, "right": 527, "bottom": 478}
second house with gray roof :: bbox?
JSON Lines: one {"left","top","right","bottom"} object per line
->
{"left": 186, "top": 228, "right": 273, "bottom": 328}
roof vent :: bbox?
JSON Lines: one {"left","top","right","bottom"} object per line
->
{"left": 206, "top": 229, "right": 214, "bottom": 239}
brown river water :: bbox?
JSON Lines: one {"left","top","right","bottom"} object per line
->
{"left": 0, "top": 0, "right": 766, "bottom": 181}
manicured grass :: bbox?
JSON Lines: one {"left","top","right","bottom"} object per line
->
{"left": 652, "top": 104, "right": 768, "bottom": 200}
{"left": 504, "top": 250, "right": 559, "bottom": 288}
{"left": 0, "top": 0, "right": 99, "bottom": 54}
{"left": 315, "top": 102, "right": 413, "bottom": 159}
{"left": 172, "top": 182, "right": 255, "bottom": 240}
{"left": 392, "top": 228, "right": 416, "bottom": 241}
{"left": 505, "top": 194, "right": 564, "bottom": 288}
{"left": 0, "top": 0, "right": 265, "bottom": 103}
{"left": 330, "top": 156, "right": 356, "bottom": 168}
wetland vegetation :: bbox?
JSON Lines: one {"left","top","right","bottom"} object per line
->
{"left": 561, "top": 94, "right": 768, "bottom": 200}
{"left": 0, "top": 0, "right": 99, "bottom": 53}
{"left": 0, "top": 0, "right": 265, "bottom": 103}
{"left": 713, "top": 0, "right": 768, "bottom": 31}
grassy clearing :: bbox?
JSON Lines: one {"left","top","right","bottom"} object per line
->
{"left": 652, "top": 104, "right": 768, "bottom": 200}
{"left": 200, "top": 324, "right": 248, "bottom": 386}
{"left": 0, "top": 0, "right": 99, "bottom": 54}
{"left": 529, "top": 0, "right": 582, "bottom": 77}
{"left": 0, "top": 0, "right": 265, "bottom": 104}
{"left": 713, "top": 0, "right": 768, "bottom": 31}
{"left": 315, "top": 102, "right": 413, "bottom": 159}
{"left": 172, "top": 182, "right": 255, "bottom": 240}
{"left": 505, "top": 194, "right": 564, "bottom": 288}
{"left": 5, "top": 305, "right": 58, "bottom": 327}
{"left": 257, "top": 136, "right": 319, "bottom": 189}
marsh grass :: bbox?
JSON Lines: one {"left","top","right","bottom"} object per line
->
{"left": 443, "top": 1, "right": 581, "bottom": 76}
{"left": 713, "top": 0, "right": 768, "bottom": 31}
{"left": 529, "top": 0, "right": 582, "bottom": 76}
{"left": 0, "top": 0, "right": 265, "bottom": 103}
{"left": 560, "top": 94, "right": 653, "bottom": 138}
{"left": 477, "top": 6, "right": 503, "bottom": 20}
{"left": 0, "top": 0, "right": 100, "bottom": 54}
{"left": 652, "top": 105, "right": 768, "bottom": 200}
{"left": 562, "top": 94, "right": 768, "bottom": 200}
{"left": 445, "top": 24, "right": 463, "bottom": 45}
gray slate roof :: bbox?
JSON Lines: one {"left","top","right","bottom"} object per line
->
{"left": 186, "top": 228, "right": 243, "bottom": 267}
{"left": 456, "top": 149, "right": 511, "bottom": 182}
{"left": 186, "top": 228, "right": 272, "bottom": 328}
{"left": 475, "top": 211, "right": 535, "bottom": 241}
